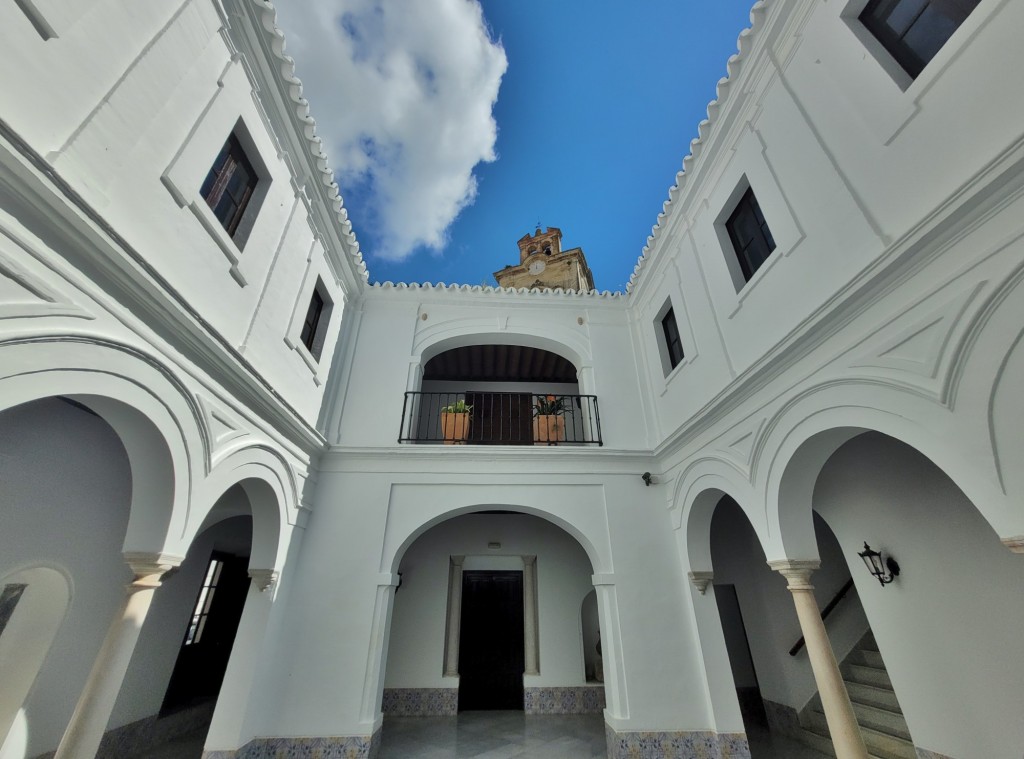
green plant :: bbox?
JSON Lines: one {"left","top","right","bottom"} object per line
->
{"left": 534, "top": 394, "right": 567, "bottom": 416}
{"left": 441, "top": 399, "right": 473, "bottom": 415}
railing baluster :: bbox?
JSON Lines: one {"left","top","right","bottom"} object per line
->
{"left": 399, "top": 391, "right": 602, "bottom": 445}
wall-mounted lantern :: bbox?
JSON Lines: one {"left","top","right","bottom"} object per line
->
{"left": 857, "top": 543, "right": 900, "bottom": 587}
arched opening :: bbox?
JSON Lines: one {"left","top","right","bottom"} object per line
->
{"left": 113, "top": 482, "right": 271, "bottom": 757}
{"left": 0, "top": 396, "right": 136, "bottom": 758}
{"left": 378, "top": 511, "right": 606, "bottom": 756}
{"left": 706, "top": 494, "right": 873, "bottom": 757}
{"left": 811, "top": 431, "right": 1024, "bottom": 758}
{"left": 400, "top": 343, "right": 602, "bottom": 445}
{"left": 0, "top": 566, "right": 71, "bottom": 759}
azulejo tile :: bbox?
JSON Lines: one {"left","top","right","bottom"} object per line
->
{"left": 381, "top": 687, "right": 458, "bottom": 716}
{"left": 238, "top": 731, "right": 382, "bottom": 759}
{"left": 604, "top": 725, "right": 750, "bottom": 759}
{"left": 524, "top": 685, "right": 606, "bottom": 714}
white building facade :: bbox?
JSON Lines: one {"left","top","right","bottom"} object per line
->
{"left": 0, "top": 1, "right": 1021, "bottom": 759}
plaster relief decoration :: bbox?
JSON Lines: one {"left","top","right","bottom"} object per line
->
{"left": 850, "top": 282, "right": 985, "bottom": 397}
{"left": 717, "top": 417, "right": 766, "bottom": 470}
{"left": 0, "top": 234, "right": 95, "bottom": 321}
{"left": 198, "top": 395, "right": 249, "bottom": 453}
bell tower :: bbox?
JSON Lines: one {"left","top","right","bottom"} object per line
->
{"left": 494, "top": 227, "right": 595, "bottom": 292}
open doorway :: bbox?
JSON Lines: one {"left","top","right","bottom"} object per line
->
{"left": 457, "top": 570, "right": 525, "bottom": 710}
{"left": 161, "top": 552, "right": 250, "bottom": 714}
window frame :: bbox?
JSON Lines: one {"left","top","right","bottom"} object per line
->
{"left": 725, "top": 187, "right": 777, "bottom": 284}
{"left": 201, "top": 134, "right": 259, "bottom": 238}
{"left": 858, "top": 0, "right": 982, "bottom": 79}
{"left": 661, "top": 308, "right": 685, "bottom": 371}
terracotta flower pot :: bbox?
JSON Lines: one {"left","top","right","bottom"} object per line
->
{"left": 533, "top": 414, "right": 565, "bottom": 445}
{"left": 440, "top": 411, "right": 470, "bottom": 445}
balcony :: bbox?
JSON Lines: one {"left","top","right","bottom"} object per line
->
{"left": 398, "top": 391, "right": 602, "bottom": 445}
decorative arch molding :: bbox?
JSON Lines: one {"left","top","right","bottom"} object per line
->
{"left": 413, "top": 320, "right": 592, "bottom": 376}
{"left": 381, "top": 491, "right": 610, "bottom": 577}
{"left": 673, "top": 469, "right": 766, "bottom": 576}
{"left": 0, "top": 337, "right": 207, "bottom": 557}
{"left": 191, "top": 445, "right": 298, "bottom": 572}
{"left": 754, "top": 385, "right": 1015, "bottom": 561}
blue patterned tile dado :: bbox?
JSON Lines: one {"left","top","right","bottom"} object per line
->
{"left": 238, "top": 728, "right": 382, "bottom": 759}
{"left": 381, "top": 688, "right": 458, "bottom": 716}
{"left": 604, "top": 724, "right": 749, "bottom": 759}
{"left": 524, "top": 685, "right": 606, "bottom": 714}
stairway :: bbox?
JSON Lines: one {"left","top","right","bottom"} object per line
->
{"left": 794, "top": 632, "right": 915, "bottom": 759}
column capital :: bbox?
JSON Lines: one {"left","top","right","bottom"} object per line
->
{"left": 688, "top": 571, "right": 714, "bottom": 595}
{"left": 522, "top": 554, "right": 537, "bottom": 567}
{"left": 450, "top": 555, "right": 465, "bottom": 568}
{"left": 248, "top": 569, "right": 279, "bottom": 592}
{"left": 768, "top": 559, "right": 820, "bottom": 590}
{"left": 123, "top": 552, "right": 183, "bottom": 589}
{"left": 1002, "top": 535, "right": 1024, "bottom": 554}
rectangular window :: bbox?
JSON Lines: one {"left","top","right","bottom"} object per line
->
{"left": 661, "top": 308, "right": 685, "bottom": 370}
{"left": 200, "top": 134, "right": 258, "bottom": 237}
{"left": 299, "top": 280, "right": 333, "bottom": 362}
{"left": 859, "top": 0, "right": 980, "bottom": 78}
{"left": 726, "top": 187, "right": 776, "bottom": 283}
{"left": 184, "top": 558, "right": 223, "bottom": 646}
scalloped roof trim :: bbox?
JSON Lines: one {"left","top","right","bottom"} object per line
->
{"left": 247, "top": 0, "right": 369, "bottom": 282}
{"left": 371, "top": 282, "right": 623, "bottom": 298}
{"left": 625, "top": 0, "right": 769, "bottom": 295}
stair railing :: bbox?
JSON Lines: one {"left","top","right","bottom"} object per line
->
{"left": 788, "top": 578, "right": 855, "bottom": 656}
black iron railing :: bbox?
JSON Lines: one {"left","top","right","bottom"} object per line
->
{"left": 398, "top": 392, "right": 603, "bottom": 445}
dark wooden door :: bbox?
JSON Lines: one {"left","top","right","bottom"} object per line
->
{"left": 161, "top": 554, "right": 250, "bottom": 713}
{"left": 465, "top": 393, "right": 532, "bottom": 444}
{"left": 458, "top": 570, "right": 525, "bottom": 710}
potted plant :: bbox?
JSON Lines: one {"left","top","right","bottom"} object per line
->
{"left": 533, "top": 394, "right": 567, "bottom": 445}
{"left": 440, "top": 399, "right": 472, "bottom": 445}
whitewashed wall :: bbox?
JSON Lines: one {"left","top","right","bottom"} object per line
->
{"left": 815, "top": 433, "right": 1024, "bottom": 759}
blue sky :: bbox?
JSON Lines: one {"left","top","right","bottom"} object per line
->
{"left": 276, "top": 1, "right": 757, "bottom": 292}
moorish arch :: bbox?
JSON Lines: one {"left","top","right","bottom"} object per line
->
{"left": 0, "top": 337, "right": 208, "bottom": 557}
{"left": 411, "top": 321, "right": 593, "bottom": 392}
{"left": 671, "top": 457, "right": 762, "bottom": 574}
{"left": 752, "top": 381, "right": 1015, "bottom": 561}
{"left": 189, "top": 445, "right": 298, "bottom": 574}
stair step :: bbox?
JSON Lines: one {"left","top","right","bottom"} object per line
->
{"left": 851, "top": 701, "right": 912, "bottom": 741}
{"left": 800, "top": 716, "right": 916, "bottom": 759}
{"left": 845, "top": 681, "right": 901, "bottom": 711}
{"left": 845, "top": 663, "right": 892, "bottom": 689}
{"left": 791, "top": 724, "right": 890, "bottom": 759}
{"left": 849, "top": 648, "right": 885, "bottom": 669}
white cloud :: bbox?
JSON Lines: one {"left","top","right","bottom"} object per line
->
{"left": 272, "top": 0, "right": 507, "bottom": 261}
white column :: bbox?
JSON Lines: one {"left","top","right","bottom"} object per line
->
{"left": 769, "top": 560, "right": 868, "bottom": 759}
{"left": 54, "top": 552, "right": 181, "bottom": 759}
{"left": 522, "top": 555, "right": 539, "bottom": 675}
{"left": 443, "top": 556, "right": 465, "bottom": 677}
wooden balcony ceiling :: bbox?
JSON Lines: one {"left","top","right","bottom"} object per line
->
{"left": 424, "top": 345, "right": 577, "bottom": 383}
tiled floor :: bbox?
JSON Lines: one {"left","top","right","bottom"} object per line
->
{"left": 138, "top": 713, "right": 833, "bottom": 758}
{"left": 378, "top": 711, "right": 606, "bottom": 758}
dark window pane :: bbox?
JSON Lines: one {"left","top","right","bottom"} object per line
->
{"left": 726, "top": 188, "right": 776, "bottom": 283}
{"left": 661, "top": 307, "right": 684, "bottom": 370}
{"left": 201, "top": 134, "right": 258, "bottom": 238}
{"left": 903, "top": 6, "right": 960, "bottom": 62}
{"left": 301, "top": 289, "right": 325, "bottom": 352}
{"left": 860, "top": 0, "right": 979, "bottom": 78}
